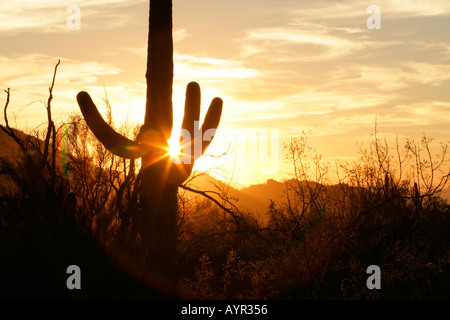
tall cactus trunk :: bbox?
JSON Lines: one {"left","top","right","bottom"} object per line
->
{"left": 138, "top": 162, "right": 178, "bottom": 279}
{"left": 138, "top": 0, "right": 177, "bottom": 279}
{"left": 145, "top": 0, "right": 173, "bottom": 138}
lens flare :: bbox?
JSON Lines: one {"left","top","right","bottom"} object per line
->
{"left": 167, "top": 137, "right": 182, "bottom": 159}
{"left": 58, "top": 122, "right": 73, "bottom": 180}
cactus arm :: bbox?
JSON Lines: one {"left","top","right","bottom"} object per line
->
{"left": 176, "top": 81, "right": 223, "bottom": 183}
{"left": 180, "top": 82, "right": 201, "bottom": 164}
{"left": 200, "top": 96, "right": 223, "bottom": 155}
{"left": 180, "top": 81, "right": 223, "bottom": 161}
{"left": 181, "top": 82, "right": 201, "bottom": 133}
{"left": 76, "top": 91, "right": 146, "bottom": 159}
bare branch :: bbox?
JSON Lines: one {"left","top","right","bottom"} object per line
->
{"left": 1, "top": 88, "right": 26, "bottom": 152}
{"left": 179, "top": 184, "right": 243, "bottom": 223}
{"left": 41, "top": 59, "right": 60, "bottom": 173}
{"left": 3, "top": 88, "right": 10, "bottom": 128}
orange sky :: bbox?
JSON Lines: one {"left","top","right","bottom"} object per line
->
{"left": 2, "top": 0, "right": 450, "bottom": 187}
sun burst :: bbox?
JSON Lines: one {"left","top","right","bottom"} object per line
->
{"left": 167, "top": 137, "right": 182, "bottom": 160}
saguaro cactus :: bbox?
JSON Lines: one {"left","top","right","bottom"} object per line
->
{"left": 76, "top": 0, "right": 223, "bottom": 279}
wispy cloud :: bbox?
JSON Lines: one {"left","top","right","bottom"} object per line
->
{"left": 0, "top": 53, "right": 125, "bottom": 127}
{"left": 174, "top": 53, "right": 259, "bottom": 81}
{"left": 288, "top": 0, "right": 450, "bottom": 20}
{"left": 0, "top": 0, "right": 145, "bottom": 33}
{"left": 239, "top": 26, "right": 364, "bottom": 62}
{"left": 173, "top": 29, "right": 191, "bottom": 42}
{"left": 0, "top": 54, "right": 120, "bottom": 89}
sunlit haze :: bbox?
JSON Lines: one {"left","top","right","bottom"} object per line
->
{"left": 2, "top": 0, "right": 450, "bottom": 187}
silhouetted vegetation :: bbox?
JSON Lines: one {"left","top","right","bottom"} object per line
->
{"left": 0, "top": 64, "right": 170, "bottom": 299}
{"left": 1, "top": 64, "right": 450, "bottom": 299}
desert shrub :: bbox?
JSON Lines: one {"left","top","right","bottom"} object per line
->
{"left": 0, "top": 65, "right": 168, "bottom": 298}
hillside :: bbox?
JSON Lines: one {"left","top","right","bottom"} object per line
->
{"left": 0, "top": 127, "right": 26, "bottom": 160}
{"left": 182, "top": 173, "right": 305, "bottom": 224}
{"left": 181, "top": 172, "right": 273, "bottom": 223}
{"left": 240, "top": 179, "right": 287, "bottom": 209}
{"left": 183, "top": 170, "right": 450, "bottom": 226}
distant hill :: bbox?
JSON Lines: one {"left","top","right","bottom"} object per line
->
{"left": 182, "top": 173, "right": 296, "bottom": 224}
{"left": 0, "top": 127, "right": 27, "bottom": 160}
{"left": 438, "top": 187, "right": 450, "bottom": 203}
{"left": 240, "top": 179, "right": 288, "bottom": 210}
{"left": 182, "top": 172, "right": 450, "bottom": 226}
{"left": 182, "top": 172, "right": 271, "bottom": 215}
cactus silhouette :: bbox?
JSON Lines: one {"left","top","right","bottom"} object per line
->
{"left": 76, "top": 0, "right": 223, "bottom": 280}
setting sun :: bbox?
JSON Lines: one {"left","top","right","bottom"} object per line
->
{"left": 167, "top": 136, "right": 182, "bottom": 160}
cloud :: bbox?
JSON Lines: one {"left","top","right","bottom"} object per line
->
{"left": 288, "top": 0, "right": 450, "bottom": 20}
{"left": 224, "top": 0, "right": 450, "bottom": 140}
{"left": 316, "top": 61, "right": 450, "bottom": 95}
{"left": 212, "top": 55, "right": 450, "bottom": 139}
{"left": 0, "top": 53, "right": 126, "bottom": 128}
{"left": 238, "top": 25, "right": 365, "bottom": 62}
{"left": 0, "top": 54, "right": 120, "bottom": 89}
{"left": 237, "top": 0, "right": 450, "bottom": 64}
{"left": 394, "top": 101, "right": 450, "bottom": 124}
{"left": 375, "top": 0, "right": 450, "bottom": 17}
{"left": 174, "top": 53, "right": 259, "bottom": 82}
{"left": 0, "top": 0, "right": 145, "bottom": 33}
{"left": 173, "top": 29, "right": 191, "bottom": 42}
